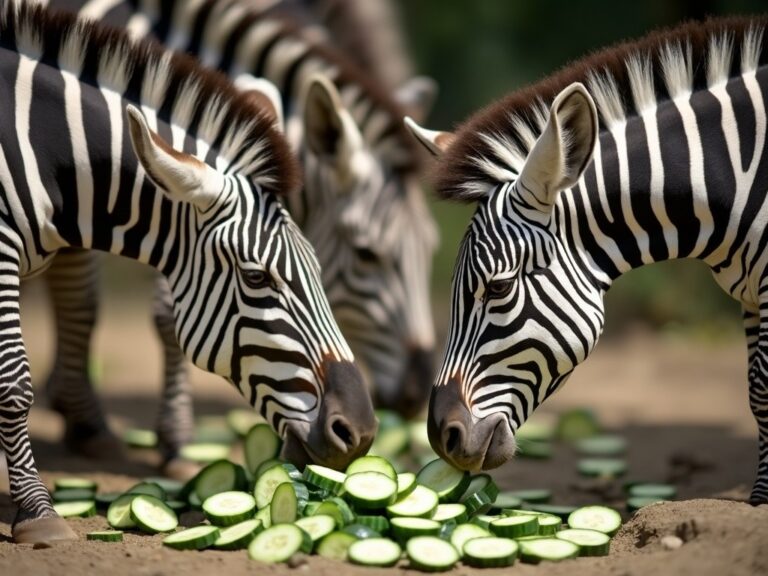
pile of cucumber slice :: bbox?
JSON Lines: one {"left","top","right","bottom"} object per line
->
{"left": 49, "top": 409, "right": 679, "bottom": 569}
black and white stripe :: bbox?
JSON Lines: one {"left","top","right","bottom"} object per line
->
{"left": 0, "top": 0, "right": 373, "bottom": 539}
{"left": 40, "top": 0, "right": 437, "bottom": 455}
{"left": 415, "top": 18, "right": 768, "bottom": 503}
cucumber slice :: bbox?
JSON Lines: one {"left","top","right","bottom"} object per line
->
{"left": 312, "top": 497, "right": 355, "bottom": 527}
{"left": 577, "top": 458, "right": 627, "bottom": 478}
{"left": 295, "top": 515, "right": 336, "bottom": 544}
{"left": 460, "top": 475, "right": 499, "bottom": 515}
{"left": 346, "top": 456, "right": 397, "bottom": 480}
{"left": 575, "top": 434, "right": 627, "bottom": 456}
{"left": 344, "top": 472, "right": 398, "bottom": 509}
{"left": 226, "top": 408, "right": 266, "bottom": 437}
{"left": 343, "top": 523, "right": 382, "bottom": 539}
{"left": 54, "top": 477, "right": 97, "bottom": 492}
{"left": 370, "top": 426, "right": 410, "bottom": 458}
{"left": 387, "top": 485, "right": 439, "bottom": 518}
{"left": 490, "top": 492, "right": 523, "bottom": 512}
{"left": 627, "top": 496, "right": 667, "bottom": 512}
{"left": 303, "top": 464, "right": 346, "bottom": 494}
{"left": 348, "top": 537, "right": 402, "bottom": 568}
{"left": 123, "top": 428, "right": 157, "bottom": 448}
{"left": 254, "top": 459, "right": 283, "bottom": 479}
{"left": 490, "top": 515, "right": 538, "bottom": 538}
{"left": 127, "top": 482, "right": 166, "bottom": 501}
{"left": 516, "top": 416, "right": 556, "bottom": 441}
{"left": 248, "top": 524, "right": 313, "bottom": 563}
{"left": 52, "top": 488, "right": 96, "bottom": 502}
{"left": 555, "top": 528, "right": 611, "bottom": 556}
{"left": 406, "top": 535, "right": 459, "bottom": 572}
{"left": 53, "top": 500, "right": 96, "bottom": 518}
{"left": 188, "top": 491, "right": 203, "bottom": 511}
{"left": 416, "top": 459, "right": 470, "bottom": 502}
{"left": 316, "top": 531, "right": 357, "bottom": 560}
{"left": 396, "top": 472, "right": 417, "bottom": 498}
{"left": 408, "top": 421, "right": 432, "bottom": 452}
{"left": 166, "top": 500, "right": 188, "bottom": 514}
{"left": 628, "top": 483, "right": 677, "bottom": 499}
{"left": 86, "top": 531, "right": 123, "bottom": 542}
{"left": 130, "top": 495, "right": 178, "bottom": 533}
{"left": 517, "top": 439, "right": 554, "bottom": 459}
{"left": 203, "top": 491, "right": 257, "bottom": 526}
{"left": 255, "top": 505, "right": 272, "bottom": 529}
{"left": 163, "top": 525, "right": 221, "bottom": 550}
{"left": 462, "top": 537, "right": 519, "bottom": 568}
{"left": 213, "top": 519, "right": 264, "bottom": 550}
{"left": 194, "top": 417, "right": 236, "bottom": 444}
{"left": 254, "top": 464, "right": 292, "bottom": 509}
{"left": 556, "top": 409, "right": 600, "bottom": 441}
{"left": 96, "top": 492, "right": 121, "bottom": 509}
{"left": 180, "top": 442, "right": 231, "bottom": 463}
{"left": 107, "top": 494, "right": 138, "bottom": 528}
{"left": 195, "top": 460, "right": 247, "bottom": 501}
{"left": 470, "top": 514, "right": 500, "bottom": 530}
{"left": 567, "top": 506, "right": 622, "bottom": 535}
{"left": 302, "top": 501, "right": 322, "bottom": 517}
{"left": 432, "top": 503, "right": 468, "bottom": 524}
{"left": 522, "top": 503, "right": 578, "bottom": 521}
{"left": 244, "top": 424, "right": 281, "bottom": 476}
{"left": 356, "top": 515, "right": 390, "bottom": 534}
{"left": 142, "top": 477, "right": 185, "bottom": 499}
{"left": 536, "top": 514, "right": 562, "bottom": 535}
{"left": 270, "top": 482, "right": 299, "bottom": 524}
{"left": 391, "top": 517, "right": 441, "bottom": 543}
{"left": 503, "top": 488, "right": 551, "bottom": 504}
{"left": 519, "top": 537, "right": 580, "bottom": 563}
{"left": 450, "top": 523, "right": 490, "bottom": 555}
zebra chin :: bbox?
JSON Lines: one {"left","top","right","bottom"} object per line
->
{"left": 427, "top": 378, "right": 517, "bottom": 471}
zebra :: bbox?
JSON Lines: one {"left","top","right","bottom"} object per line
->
{"left": 0, "top": 0, "right": 376, "bottom": 543}
{"left": 406, "top": 16, "right": 768, "bottom": 505}
{"left": 38, "top": 0, "right": 438, "bottom": 468}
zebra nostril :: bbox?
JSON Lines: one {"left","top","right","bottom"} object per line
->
{"left": 327, "top": 415, "right": 356, "bottom": 450}
{"left": 444, "top": 423, "right": 463, "bottom": 455}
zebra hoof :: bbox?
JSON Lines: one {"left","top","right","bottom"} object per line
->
{"left": 162, "top": 457, "right": 202, "bottom": 481}
{"left": 13, "top": 516, "right": 78, "bottom": 544}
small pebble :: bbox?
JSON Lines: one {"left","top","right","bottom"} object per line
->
{"left": 287, "top": 553, "right": 309, "bottom": 568}
{"left": 32, "top": 542, "right": 53, "bottom": 550}
{"left": 661, "top": 535, "right": 683, "bottom": 550}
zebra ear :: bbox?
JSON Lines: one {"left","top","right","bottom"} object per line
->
{"left": 303, "top": 74, "right": 364, "bottom": 164}
{"left": 394, "top": 76, "right": 438, "bottom": 123}
{"left": 234, "top": 74, "right": 285, "bottom": 133}
{"left": 126, "top": 105, "right": 223, "bottom": 211}
{"left": 517, "top": 82, "right": 598, "bottom": 209}
{"left": 404, "top": 117, "right": 455, "bottom": 157}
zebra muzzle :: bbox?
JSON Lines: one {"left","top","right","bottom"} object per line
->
{"left": 428, "top": 378, "right": 516, "bottom": 471}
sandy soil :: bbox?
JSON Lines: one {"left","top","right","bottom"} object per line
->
{"left": 0, "top": 270, "right": 767, "bottom": 575}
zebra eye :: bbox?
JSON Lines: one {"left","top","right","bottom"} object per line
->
{"left": 242, "top": 269, "right": 272, "bottom": 289}
{"left": 355, "top": 247, "right": 380, "bottom": 263}
{"left": 486, "top": 278, "right": 515, "bottom": 299}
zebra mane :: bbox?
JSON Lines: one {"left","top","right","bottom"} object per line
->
{"left": 0, "top": 0, "right": 300, "bottom": 196}
{"left": 436, "top": 15, "right": 768, "bottom": 202}
{"left": 212, "top": 0, "right": 423, "bottom": 169}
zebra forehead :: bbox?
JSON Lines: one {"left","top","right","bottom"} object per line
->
{"left": 434, "top": 15, "right": 768, "bottom": 202}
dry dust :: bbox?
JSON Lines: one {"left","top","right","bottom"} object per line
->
{"left": 0, "top": 275, "right": 766, "bottom": 575}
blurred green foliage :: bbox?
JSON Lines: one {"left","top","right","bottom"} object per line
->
{"left": 400, "top": 0, "right": 763, "bottom": 336}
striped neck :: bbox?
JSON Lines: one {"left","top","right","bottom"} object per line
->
{"left": 563, "top": 62, "right": 768, "bottom": 291}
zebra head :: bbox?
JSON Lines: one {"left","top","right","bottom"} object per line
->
{"left": 299, "top": 75, "right": 438, "bottom": 418}
{"left": 407, "top": 83, "right": 603, "bottom": 470}
{"left": 126, "top": 105, "right": 376, "bottom": 470}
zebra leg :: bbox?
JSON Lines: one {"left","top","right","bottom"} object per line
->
{"left": 152, "top": 275, "right": 198, "bottom": 480}
{"left": 745, "top": 306, "right": 768, "bottom": 504}
{"left": 0, "top": 268, "right": 76, "bottom": 543}
{"left": 44, "top": 248, "right": 123, "bottom": 459}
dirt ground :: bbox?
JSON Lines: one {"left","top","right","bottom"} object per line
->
{"left": 1, "top": 271, "right": 767, "bottom": 575}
